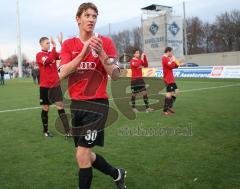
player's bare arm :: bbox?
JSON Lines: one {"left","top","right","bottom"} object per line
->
{"left": 50, "top": 36, "right": 56, "bottom": 47}
{"left": 58, "top": 32, "right": 63, "bottom": 47}
{"left": 89, "top": 36, "right": 120, "bottom": 80}
{"left": 141, "top": 53, "right": 145, "bottom": 61}
{"left": 59, "top": 41, "right": 90, "bottom": 79}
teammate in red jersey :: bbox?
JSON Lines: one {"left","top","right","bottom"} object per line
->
{"left": 59, "top": 3, "right": 126, "bottom": 189}
{"left": 36, "top": 34, "right": 71, "bottom": 137}
{"left": 162, "top": 47, "right": 183, "bottom": 115}
{"left": 130, "top": 50, "right": 153, "bottom": 113}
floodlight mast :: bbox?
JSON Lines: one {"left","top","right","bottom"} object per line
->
{"left": 16, "top": 0, "right": 23, "bottom": 78}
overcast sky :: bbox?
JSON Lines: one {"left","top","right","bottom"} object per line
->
{"left": 0, "top": 0, "right": 239, "bottom": 61}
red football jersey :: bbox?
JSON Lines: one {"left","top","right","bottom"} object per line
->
{"left": 130, "top": 56, "right": 148, "bottom": 80}
{"left": 60, "top": 35, "right": 117, "bottom": 100}
{"left": 161, "top": 55, "right": 179, "bottom": 84}
{"left": 36, "top": 47, "right": 60, "bottom": 88}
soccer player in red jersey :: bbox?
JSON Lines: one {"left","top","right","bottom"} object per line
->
{"left": 162, "top": 47, "right": 183, "bottom": 115}
{"left": 36, "top": 34, "right": 71, "bottom": 137}
{"left": 130, "top": 50, "right": 153, "bottom": 113}
{"left": 59, "top": 3, "right": 126, "bottom": 189}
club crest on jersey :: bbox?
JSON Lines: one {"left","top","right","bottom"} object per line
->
{"left": 79, "top": 62, "right": 96, "bottom": 70}
{"left": 42, "top": 56, "right": 47, "bottom": 62}
{"left": 91, "top": 49, "right": 98, "bottom": 58}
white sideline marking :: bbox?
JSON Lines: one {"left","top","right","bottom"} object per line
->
{"left": 178, "top": 81, "right": 238, "bottom": 83}
{"left": 0, "top": 83, "right": 239, "bottom": 114}
{"left": 0, "top": 106, "right": 41, "bottom": 113}
{"left": 168, "top": 83, "right": 240, "bottom": 94}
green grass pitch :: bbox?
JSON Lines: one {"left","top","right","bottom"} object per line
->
{"left": 0, "top": 78, "right": 239, "bottom": 189}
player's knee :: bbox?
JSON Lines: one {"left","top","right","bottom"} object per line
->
{"left": 142, "top": 90, "right": 147, "bottom": 96}
{"left": 76, "top": 147, "right": 91, "bottom": 167}
{"left": 55, "top": 101, "right": 64, "bottom": 109}
{"left": 166, "top": 93, "right": 172, "bottom": 98}
{"left": 42, "top": 105, "right": 49, "bottom": 111}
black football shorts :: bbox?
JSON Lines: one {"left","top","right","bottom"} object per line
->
{"left": 70, "top": 99, "right": 109, "bottom": 148}
{"left": 166, "top": 83, "right": 178, "bottom": 93}
{"left": 39, "top": 85, "right": 63, "bottom": 105}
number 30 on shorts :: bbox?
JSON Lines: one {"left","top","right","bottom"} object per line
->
{"left": 85, "top": 130, "right": 98, "bottom": 141}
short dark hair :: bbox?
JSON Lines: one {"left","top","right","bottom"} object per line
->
{"left": 133, "top": 48, "right": 142, "bottom": 54}
{"left": 76, "top": 2, "right": 98, "bottom": 17}
{"left": 39, "top": 37, "right": 49, "bottom": 44}
{"left": 164, "top": 47, "right": 172, "bottom": 53}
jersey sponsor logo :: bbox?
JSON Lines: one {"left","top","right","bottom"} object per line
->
{"left": 79, "top": 62, "right": 97, "bottom": 70}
